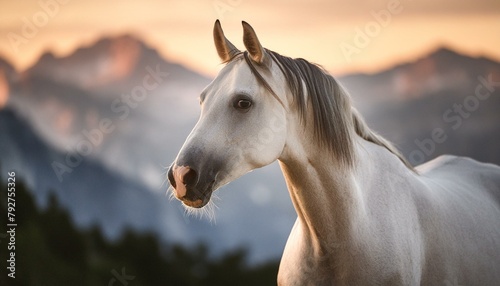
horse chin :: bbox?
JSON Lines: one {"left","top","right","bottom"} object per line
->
{"left": 182, "top": 198, "right": 209, "bottom": 208}
{"left": 180, "top": 192, "right": 212, "bottom": 208}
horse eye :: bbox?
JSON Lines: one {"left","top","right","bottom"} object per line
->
{"left": 234, "top": 99, "right": 252, "bottom": 110}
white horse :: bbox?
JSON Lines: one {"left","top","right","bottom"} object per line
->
{"left": 167, "top": 20, "right": 500, "bottom": 285}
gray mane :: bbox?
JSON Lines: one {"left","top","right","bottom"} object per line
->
{"left": 235, "top": 50, "right": 414, "bottom": 170}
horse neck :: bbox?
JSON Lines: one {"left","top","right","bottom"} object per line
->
{"left": 278, "top": 134, "right": 370, "bottom": 253}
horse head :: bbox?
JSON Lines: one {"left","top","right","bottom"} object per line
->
{"left": 167, "top": 20, "right": 288, "bottom": 208}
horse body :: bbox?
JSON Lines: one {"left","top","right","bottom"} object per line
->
{"left": 168, "top": 20, "right": 500, "bottom": 285}
{"left": 415, "top": 156, "right": 500, "bottom": 285}
{"left": 278, "top": 137, "right": 500, "bottom": 285}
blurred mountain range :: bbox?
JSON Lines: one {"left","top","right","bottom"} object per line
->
{"left": 1, "top": 34, "right": 499, "bottom": 262}
{"left": 342, "top": 47, "right": 500, "bottom": 165}
{"left": 6, "top": 35, "right": 210, "bottom": 189}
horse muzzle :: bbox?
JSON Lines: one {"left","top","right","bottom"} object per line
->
{"left": 167, "top": 164, "right": 215, "bottom": 208}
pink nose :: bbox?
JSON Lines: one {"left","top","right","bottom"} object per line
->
{"left": 169, "top": 165, "right": 197, "bottom": 198}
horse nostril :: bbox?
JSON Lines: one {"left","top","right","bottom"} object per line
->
{"left": 170, "top": 165, "right": 198, "bottom": 198}
{"left": 183, "top": 168, "right": 198, "bottom": 186}
{"left": 167, "top": 167, "right": 176, "bottom": 189}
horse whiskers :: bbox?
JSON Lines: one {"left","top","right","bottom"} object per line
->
{"left": 164, "top": 166, "right": 219, "bottom": 223}
{"left": 160, "top": 163, "right": 171, "bottom": 170}
{"left": 166, "top": 185, "right": 177, "bottom": 202}
{"left": 182, "top": 199, "right": 218, "bottom": 224}
{"left": 158, "top": 164, "right": 172, "bottom": 190}
{"left": 160, "top": 176, "right": 170, "bottom": 190}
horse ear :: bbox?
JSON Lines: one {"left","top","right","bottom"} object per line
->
{"left": 213, "top": 19, "right": 240, "bottom": 62}
{"left": 242, "top": 21, "right": 266, "bottom": 64}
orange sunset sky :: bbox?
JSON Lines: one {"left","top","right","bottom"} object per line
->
{"left": 0, "top": 0, "right": 499, "bottom": 77}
